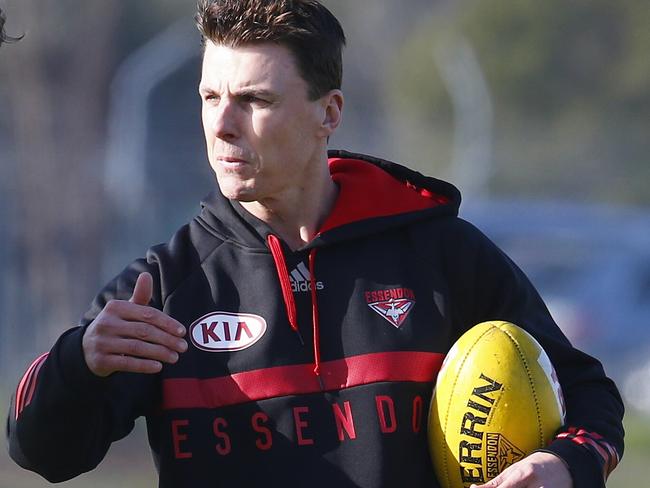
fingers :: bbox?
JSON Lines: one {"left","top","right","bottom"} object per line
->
{"left": 469, "top": 451, "right": 572, "bottom": 488}
{"left": 105, "top": 299, "right": 186, "bottom": 338}
{"left": 96, "top": 353, "right": 165, "bottom": 375}
{"left": 470, "top": 462, "right": 527, "bottom": 487}
{"left": 84, "top": 316, "right": 187, "bottom": 377}
{"left": 470, "top": 468, "right": 526, "bottom": 487}
{"left": 102, "top": 337, "right": 178, "bottom": 366}
{"left": 470, "top": 477, "right": 504, "bottom": 487}
{"left": 83, "top": 273, "right": 189, "bottom": 377}
{"left": 130, "top": 272, "right": 153, "bottom": 306}
{"left": 100, "top": 318, "right": 188, "bottom": 354}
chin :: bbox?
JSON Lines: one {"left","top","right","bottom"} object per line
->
{"left": 217, "top": 181, "right": 257, "bottom": 202}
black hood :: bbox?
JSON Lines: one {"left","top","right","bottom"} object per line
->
{"left": 196, "top": 150, "right": 461, "bottom": 250}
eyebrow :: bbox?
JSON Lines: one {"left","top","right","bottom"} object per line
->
{"left": 198, "top": 86, "right": 277, "bottom": 99}
{"left": 198, "top": 85, "right": 215, "bottom": 96}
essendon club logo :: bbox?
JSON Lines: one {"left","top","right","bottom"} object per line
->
{"left": 189, "top": 312, "right": 267, "bottom": 352}
{"left": 365, "top": 288, "right": 416, "bottom": 328}
{"left": 485, "top": 433, "right": 525, "bottom": 479}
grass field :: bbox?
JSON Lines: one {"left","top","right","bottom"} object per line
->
{"left": 1, "top": 386, "right": 646, "bottom": 487}
{"left": 607, "top": 409, "right": 650, "bottom": 487}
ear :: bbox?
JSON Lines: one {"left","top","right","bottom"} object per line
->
{"left": 317, "top": 89, "right": 344, "bottom": 137}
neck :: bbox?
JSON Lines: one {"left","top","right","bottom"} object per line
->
{"left": 240, "top": 159, "right": 338, "bottom": 250}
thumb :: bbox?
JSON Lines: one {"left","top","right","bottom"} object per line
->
{"left": 130, "top": 272, "right": 153, "bottom": 306}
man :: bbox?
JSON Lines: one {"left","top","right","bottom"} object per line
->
{"left": 7, "top": 1, "right": 623, "bottom": 487}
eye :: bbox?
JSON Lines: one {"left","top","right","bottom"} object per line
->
{"left": 202, "top": 93, "right": 220, "bottom": 103}
{"left": 241, "top": 94, "right": 270, "bottom": 106}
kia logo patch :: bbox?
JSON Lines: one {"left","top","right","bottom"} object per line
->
{"left": 189, "top": 312, "right": 267, "bottom": 352}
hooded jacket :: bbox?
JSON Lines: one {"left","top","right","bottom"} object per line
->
{"left": 7, "top": 151, "right": 623, "bottom": 488}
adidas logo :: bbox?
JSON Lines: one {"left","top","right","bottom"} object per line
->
{"left": 290, "top": 262, "right": 325, "bottom": 293}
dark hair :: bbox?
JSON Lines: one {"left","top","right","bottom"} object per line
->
{"left": 196, "top": 0, "right": 345, "bottom": 100}
{"left": 0, "top": 8, "right": 23, "bottom": 47}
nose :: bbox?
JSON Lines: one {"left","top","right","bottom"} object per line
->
{"left": 209, "top": 97, "right": 240, "bottom": 142}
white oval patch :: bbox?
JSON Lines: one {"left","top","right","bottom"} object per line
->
{"left": 189, "top": 312, "right": 267, "bottom": 352}
{"left": 537, "top": 349, "right": 567, "bottom": 422}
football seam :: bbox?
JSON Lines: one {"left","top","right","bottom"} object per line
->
{"left": 440, "top": 324, "right": 495, "bottom": 487}
{"left": 499, "top": 326, "right": 545, "bottom": 448}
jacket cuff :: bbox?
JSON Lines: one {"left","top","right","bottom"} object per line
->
{"left": 538, "top": 438, "right": 605, "bottom": 488}
{"left": 55, "top": 326, "right": 107, "bottom": 390}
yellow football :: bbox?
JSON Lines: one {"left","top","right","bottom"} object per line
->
{"left": 428, "top": 321, "right": 566, "bottom": 488}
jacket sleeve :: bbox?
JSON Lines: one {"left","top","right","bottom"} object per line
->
{"left": 6, "top": 257, "right": 161, "bottom": 483}
{"left": 441, "top": 218, "right": 624, "bottom": 488}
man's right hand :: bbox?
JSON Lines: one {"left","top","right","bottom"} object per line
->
{"left": 82, "top": 272, "right": 188, "bottom": 377}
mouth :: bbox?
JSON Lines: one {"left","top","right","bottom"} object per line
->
{"left": 214, "top": 156, "right": 250, "bottom": 170}
{"left": 217, "top": 156, "right": 248, "bottom": 163}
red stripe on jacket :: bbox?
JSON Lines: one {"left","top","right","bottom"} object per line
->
{"left": 556, "top": 427, "right": 620, "bottom": 478}
{"left": 15, "top": 353, "right": 49, "bottom": 420}
{"left": 162, "top": 351, "right": 444, "bottom": 410}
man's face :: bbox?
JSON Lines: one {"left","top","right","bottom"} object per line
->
{"left": 199, "top": 42, "right": 331, "bottom": 203}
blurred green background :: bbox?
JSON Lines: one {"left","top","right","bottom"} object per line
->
{"left": 1, "top": 0, "right": 649, "bottom": 486}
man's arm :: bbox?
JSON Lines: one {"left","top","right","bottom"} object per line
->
{"left": 6, "top": 267, "right": 186, "bottom": 482}
{"left": 433, "top": 218, "right": 624, "bottom": 488}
